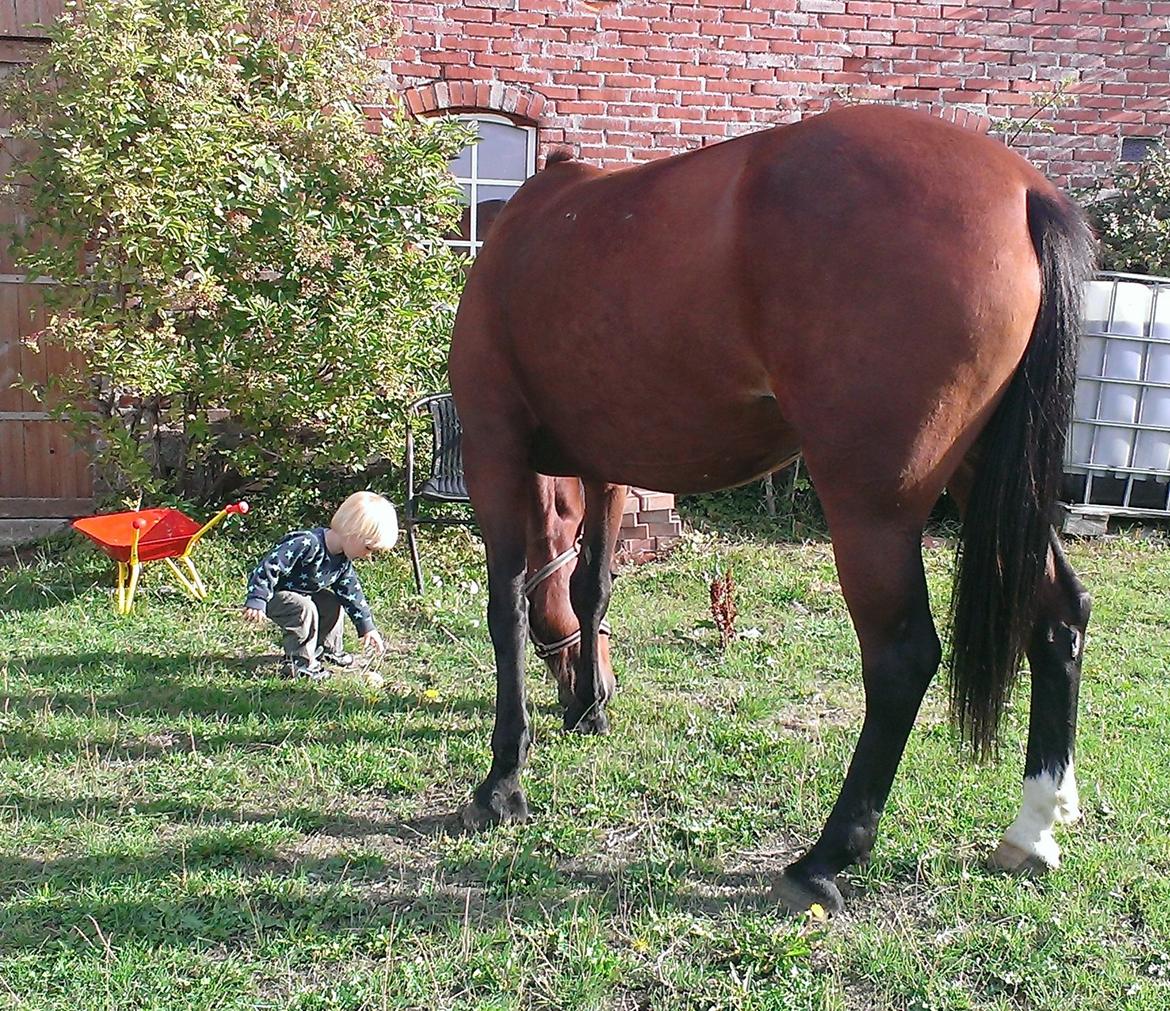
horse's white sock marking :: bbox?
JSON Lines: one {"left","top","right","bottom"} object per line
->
{"left": 998, "top": 762, "right": 1080, "bottom": 869}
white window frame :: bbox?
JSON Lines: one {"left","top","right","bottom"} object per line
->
{"left": 447, "top": 113, "right": 537, "bottom": 257}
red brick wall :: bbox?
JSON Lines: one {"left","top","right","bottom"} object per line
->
{"left": 388, "top": 0, "right": 1170, "bottom": 186}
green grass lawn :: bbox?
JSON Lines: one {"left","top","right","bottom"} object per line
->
{"left": 1, "top": 516, "right": 1168, "bottom": 1010}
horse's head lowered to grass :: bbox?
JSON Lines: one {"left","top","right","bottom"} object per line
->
{"left": 524, "top": 476, "right": 616, "bottom": 727}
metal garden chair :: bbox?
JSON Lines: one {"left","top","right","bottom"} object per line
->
{"left": 404, "top": 392, "right": 475, "bottom": 594}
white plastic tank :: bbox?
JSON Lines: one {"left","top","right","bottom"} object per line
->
{"left": 1067, "top": 273, "right": 1170, "bottom": 513}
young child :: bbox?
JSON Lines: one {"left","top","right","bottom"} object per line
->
{"left": 243, "top": 491, "right": 398, "bottom": 678}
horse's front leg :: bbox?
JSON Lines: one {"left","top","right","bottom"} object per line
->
{"left": 461, "top": 455, "right": 535, "bottom": 828}
{"left": 774, "top": 520, "right": 941, "bottom": 914}
{"left": 566, "top": 480, "right": 626, "bottom": 734}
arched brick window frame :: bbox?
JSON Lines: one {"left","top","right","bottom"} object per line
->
{"left": 401, "top": 83, "right": 544, "bottom": 257}
{"left": 401, "top": 82, "right": 546, "bottom": 123}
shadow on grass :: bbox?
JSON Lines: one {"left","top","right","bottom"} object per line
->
{"left": 0, "top": 791, "right": 469, "bottom": 839}
{"left": 8, "top": 652, "right": 497, "bottom": 713}
{"left": 0, "top": 651, "right": 502, "bottom": 758}
{"left": 0, "top": 579, "right": 91, "bottom": 613}
{"left": 0, "top": 796, "right": 807, "bottom": 953}
{"left": 6, "top": 643, "right": 562, "bottom": 708}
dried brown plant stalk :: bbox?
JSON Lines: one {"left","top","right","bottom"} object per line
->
{"left": 709, "top": 568, "right": 737, "bottom": 649}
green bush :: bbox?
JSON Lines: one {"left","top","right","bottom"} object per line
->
{"left": 1081, "top": 145, "right": 1170, "bottom": 278}
{"left": 2, "top": 0, "right": 472, "bottom": 507}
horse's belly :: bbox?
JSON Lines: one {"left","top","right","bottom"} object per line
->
{"left": 529, "top": 396, "right": 799, "bottom": 494}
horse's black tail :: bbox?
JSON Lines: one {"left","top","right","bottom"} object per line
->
{"left": 949, "top": 189, "right": 1096, "bottom": 759}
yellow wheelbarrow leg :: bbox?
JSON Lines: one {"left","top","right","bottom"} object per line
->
{"left": 183, "top": 556, "right": 209, "bottom": 598}
{"left": 166, "top": 502, "right": 246, "bottom": 601}
{"left": 163, "top": 556, "right": 205, "bottom": 600}
{"left": 115, "top": 561, "right": 143, "bottom": 613}
{"left": 116, "top": 562, "right": 127, "bottom": 614}
{"left": 125, "top": 562, "right": 143, "bottom": 612}
{"left": 112, "top": 519, "right": 147, "bottom": 613}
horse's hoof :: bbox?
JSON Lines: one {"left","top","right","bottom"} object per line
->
{"left": 769, "top": 867, "right": 845, "bottom": 916}
{"left": 564, "top": 705, "right": 610, "bottom": 735}
{"left": 988, "top": 838, "right": 1057, "bottom": 877}
{"left": 460, "top": 787, "right": 530, "bottom": 830}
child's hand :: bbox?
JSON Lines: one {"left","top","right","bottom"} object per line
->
{"left": 361, "top": 629, "right": 386, "bottom": 655}
{"left": 242, "top": 606, "right": 266, "bottom": 624}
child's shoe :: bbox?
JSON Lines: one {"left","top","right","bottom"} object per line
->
{"left": 318, "top": 648, "right": 355, "bottom": 668}
{"left": 281, "top": 655, "right": 327, "bottom": 679}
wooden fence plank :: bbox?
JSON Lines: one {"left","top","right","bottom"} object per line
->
{"left": 0, "top": 1, "right": 21, "bottom": 36}
{"left": 0, "top": 421, "right": 25, "bottom": 496}
{"left": 0, "top": 145, "right": 16, "bottom": 276}
{"left": 34, "top": 0, "right": 64, "bottom": 32}
{"left": 20, "top": 416, "right": 49, "bottom": 495}
{"left": 1, "top": 0, "right": 63, "bottom": 37}
{"left": 0, "top": 286, "right": 21, "bottom": 412}
{"left": 16, "top": 282, "right": 45, "bottom": 411}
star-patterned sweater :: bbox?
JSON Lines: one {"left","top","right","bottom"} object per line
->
{"left": 244, "top": 528, "right": 375, "bottom": 635}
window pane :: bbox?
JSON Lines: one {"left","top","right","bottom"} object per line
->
{"left": 477, "top": 121, "right": 529, "bottom": 180}
{"left": 477, "top": 183, "right": 519, "bottom": 204}
{"left": 449, "top": 143, "right": 473, "bottom": 179}
{"left": 475, "top": 199, "right": 507, "bottom": 242}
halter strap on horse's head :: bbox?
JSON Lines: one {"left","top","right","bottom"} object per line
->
{"left": 521, "top": 543, "right": 579, "bottom": 597}
{"left": 523, "top": 540, "right": 610, "bottom": 657}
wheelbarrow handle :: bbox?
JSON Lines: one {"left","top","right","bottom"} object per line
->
{"left": 129, "top": 516, "right": 147, "bottom": 568}
{"left": 182, "top": 500, "right": 250, "bottom": 557}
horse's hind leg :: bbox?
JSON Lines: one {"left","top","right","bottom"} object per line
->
{"left": 990, "top": 531, "right": 1089, "bottom": 873}
{"left": 775, "top": 518, "right": 941, "bottom": 914}
{"left": 566, "top": 480, "right": 626, "bottom": 734}
{"left": 947, "top": 465, "right": 1089, "bottom": 874}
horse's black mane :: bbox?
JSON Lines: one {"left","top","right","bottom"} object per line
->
{"left": 544, "top": 148, "right": 576, "bottom": 167}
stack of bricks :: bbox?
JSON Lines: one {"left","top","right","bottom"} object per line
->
{"left": 616, "top": 487, "right": 683, "bottom": 564}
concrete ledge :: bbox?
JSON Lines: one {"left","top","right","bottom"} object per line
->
{"left": 0, "top": 519, "right": 72, "bottom": 548}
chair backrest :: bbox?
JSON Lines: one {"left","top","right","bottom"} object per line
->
{"left": 404, "top": 393, "right": 473, "bottom": 594}
{"left": 419, "top": 394, "right": 469, "bottom": 502}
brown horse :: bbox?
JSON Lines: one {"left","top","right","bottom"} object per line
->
{"left": 449, "top": 104, "right": 1096, "bottom": 914}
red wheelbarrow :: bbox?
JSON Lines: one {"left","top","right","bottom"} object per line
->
{"left": 72, "top": 502, "right": 249, "bottom": 613}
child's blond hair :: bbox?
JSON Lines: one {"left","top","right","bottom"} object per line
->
{"left": 331, "top": 491, "right": 399, "bottom": 550}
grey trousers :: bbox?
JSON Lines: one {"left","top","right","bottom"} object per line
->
{"left": 266, "top": 590, "right": 344, "bottom": 663}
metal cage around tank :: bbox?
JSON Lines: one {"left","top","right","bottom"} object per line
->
{"left": 1063, "top": 271, "right": 1170, "bottom": 520}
